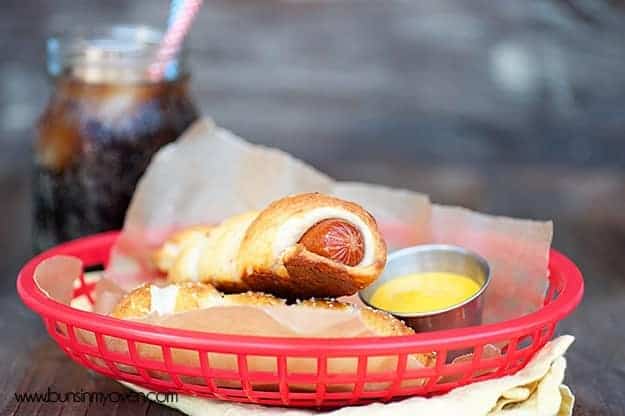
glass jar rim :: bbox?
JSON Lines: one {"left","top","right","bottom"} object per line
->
{"left": 47, "top": 24, "right": 189, "bottom": 83}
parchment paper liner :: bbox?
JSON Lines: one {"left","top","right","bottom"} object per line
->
{"left": 106, "top": 118, "right": 552, "bottom": 321}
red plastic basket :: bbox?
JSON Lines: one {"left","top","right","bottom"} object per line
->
{"left": 17, "top": 231, "right": 583, "bottom": 408}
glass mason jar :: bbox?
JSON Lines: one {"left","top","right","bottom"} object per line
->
{"left": 34, "top": 25, "right": 199, "bottom": 252}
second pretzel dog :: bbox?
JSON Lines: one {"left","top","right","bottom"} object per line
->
{"left": 153, "top": 193, "right": 387, "bottom": 298}
{"left": 111, "top": 282, "right": 417, "bottom": 340}
{"left": 108, "top": 282, "right": 434, "bottom": 391}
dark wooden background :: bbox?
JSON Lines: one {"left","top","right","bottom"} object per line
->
{"left": 1, "top": 0, "right": 625, "bottom": 414}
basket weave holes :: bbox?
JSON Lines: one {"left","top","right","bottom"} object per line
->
{"left": 133, "top": 341, "right": 164, "bottom": 362}
{"left": 446, "top": 346, "right": 475, "bottom": 363}
{"left": 283, "top": 357, "right": 318, "bottom": 392}
{"left": 326, "top": 356, "right": 359, "bottom": 392}
{"left": 206, "top": 352, "right": 241, "bottom": 389}
{"left": 64, "top": 324, "right": 97, "bottom": 351}
{"left": 81, "top": 354, "right": 108, "bottom": 372}
{"left": 516, "top": 334, "right": 534, "bottom": 351}
{"left": 100, "top": 334, "right": 128, "bottom": 356}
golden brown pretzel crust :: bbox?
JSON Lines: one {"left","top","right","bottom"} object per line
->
{"left": 111, "top": 282, "right": 408, "bottom": 337}
{"left": 237, "top": 193, "right": 387, "bottom": 298}
{"left": 110, "top": 282, "right": 221, "bottom": 318}
{"left": 296, "top": 298, "right": 414, "bottom": 337}
{"left": 152, "top": 225, "right": 213, "bottom": 273}
{"left": 166, "top": 212, "right": 259, "bottom": 292}
{"left": 155, "top": 193, "right": 387, "bottom": 298}
{"left": 110, "top": 282, "right": 434, "bottom": 368}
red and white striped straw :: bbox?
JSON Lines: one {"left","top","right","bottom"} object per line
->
{"left": 148, "top": 0, "right": 203, "bottom": 81}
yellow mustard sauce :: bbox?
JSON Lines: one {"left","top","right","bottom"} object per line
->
{"left": 370, "top": 272, "right": 481, "bottom": 314}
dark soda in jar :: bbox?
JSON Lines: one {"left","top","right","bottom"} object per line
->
{"left": 34, "top": 26, "right": 199, "bottom": 251}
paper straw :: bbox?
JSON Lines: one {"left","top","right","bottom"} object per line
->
{"left": 168, "top": 0, "right": 183, "bottom": 27}
{"left": 164, "top": 0, "right": 184, "bottom": 79}
{"left": 149, "top": 0, "right": 203, "bottom": 81}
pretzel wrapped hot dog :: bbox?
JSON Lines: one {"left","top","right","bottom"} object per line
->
{"left": 153, "top": 193, "right": 387, "bottom": 298}
{"left": 110, "top": 282, "right": 433, "bottom": 391}
{"left": 111, "top": 282, "right": 416, "bottom": 339}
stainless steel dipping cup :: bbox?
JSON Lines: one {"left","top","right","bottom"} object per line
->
{"left": 359, "top": 244, "right": 491, "bottom": 332}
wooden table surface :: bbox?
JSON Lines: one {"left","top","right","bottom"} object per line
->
{"left": 2, "top": 0, "right": 625, "bottom": 415}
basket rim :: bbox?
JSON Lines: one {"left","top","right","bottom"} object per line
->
{"left": 17, "top": 231, "right": 584, "bottom": 354}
